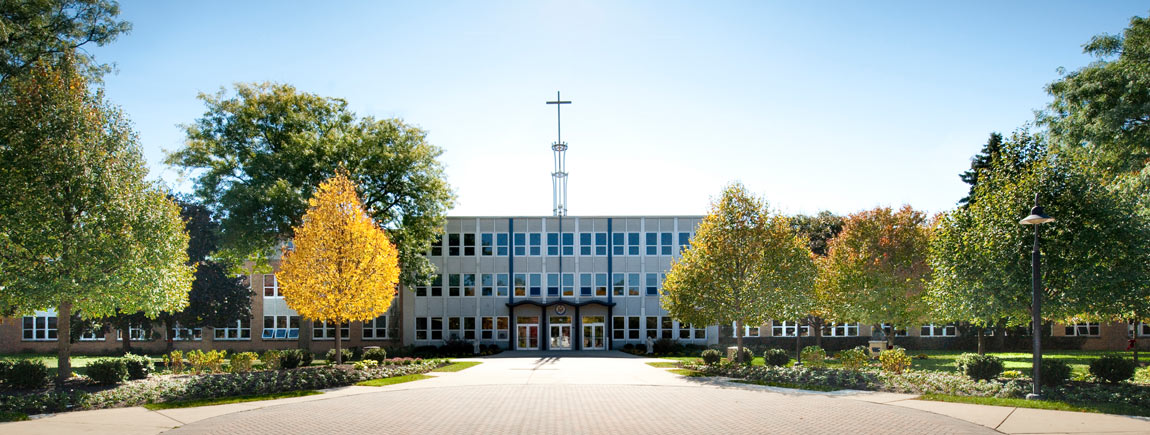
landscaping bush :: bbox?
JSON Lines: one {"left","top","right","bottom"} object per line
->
{"left": 362, "top": 348, "right": 388, "bottom": 364}
{"left": 186, "top": 350, "right": 226, "bottom": 374}
{"left": 121, "top": 353, "right": 153, "bottom": 380}
{"left": 350, "top": 346, "right": 364, "bottom": 361}
{"left": 879, "top": 347, "right": 911, "bottom": 374}
{"left": 955, "top": 353, "right": 1004, "bottom": 381}
{"left": 633, "top": 343, "right": 648, "bottom": 354}
{"left": 1000, "top": 370, "right": 1023, "bottom": 379}
{"left": 324, "top": 349, "right": 353, "bottom": 364}
{"left": 85, "top": 359, "right": 128, "bottom": 385}
{"left": 652, "top": 338, "right": 682, "bottom": 354}
{"left": 440, "top": 338, "right": 474, "bottom": 356}
{"left": 260, "top": 350, "right": 282, "bottom": 370}
{"left": 0, "top": 360, "right": 12, "bottom": 384}
{"left": 800, "top": 346, "right": 827, "bottom": 368}
{"left": 837, "top": 346, "right": 870, "bottom": 371}
{"left": 763, "top": 349, "right": 790, "bottom": 367}
{"left": 622, "top": 343, "right": 634, "bottom": 352}
{"left": 353, "top": 359, "right": 379, "bottom": 370}
{"left": 735, "top": 347, "right": 754, "bottom": 365}
{"left": 1136, "top": 366, "right": 1150, "bottom": 384}
{"left": 701, "top": 349, "right": 722, "bottom": 366}
{"left": 1041, "top": 359, "right": 1071, "bottom": 387}
{"left": 164, "top": 351, "right": 185, "bottom": 374}
{"left": 229, "top": 352, "right": 259, "bottom": 373}
{"left": 4, "top": 360, "right": 50, "bottom": 390}
{"left": 279, "top": 349, "right": 313, "bottom": 369}
{"left": 1089, "top": 355, "right": 1136, "bottom": 384}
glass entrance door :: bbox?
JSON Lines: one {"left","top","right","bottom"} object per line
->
{"left": 517, "top": 316, "right": 539, "bottom": 350}
{"left": 582, "top": 316, "right": 605, "bottom": 350}
{"left": 549, "top": 316, "right": 572, "bottom": 350}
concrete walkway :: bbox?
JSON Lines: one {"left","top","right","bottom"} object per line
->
{"left": 2, "top": 351, "right": 1149, "bottom": 434}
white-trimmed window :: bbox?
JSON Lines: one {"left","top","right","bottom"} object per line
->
{"left": 920, "top": 324, "right": 956, "bottom": 337}
{"left": 660, "top": 317, "right": 673, "bottom": 339}
{"left": 514, "top": 274, "right": 527, "bottom": 297}
{"left": 771, "top": 321, "right": 809, "bottom": 337}
{"left": 513, "top": 233, "right": 526, "bottom": 256}
{"left": 463, "top": 273, "right": 476, "bottom": 297}
{"left": 627, "top": 273, "right": 640, "bottom": 296}
{"left": 547, "top": 273, "right": 560, "bottom": 296}
{"left": 464, "top": 317, "right": 477, "bottom": 340}
{"left": 612, "top": 316, "right": 640, "bottom": 340}
{"left": 580, "top": 273, "right": 593, "bottom": 296}
{"left": 580, "top": 233, "right": 593, "bottom": 256}
{"left": 447, "top": 317, "right": 463, "bottom": 340}
{"left": 660, "top": 232, "right": 673, "bottom": 255}
{"left": 881, "top": 323, "right": 908, "bottom": 337}
{"left": 678, "top": 232, "right": 691, "bottom": 253}
{"left": 416, "top": 317, "right": 429, "bottom": 340}
{"left": 529, "top": 273, "right": 542, "bottom": 296}
{"left": 679, "top": 322, "right": 706, "bottom": 340}
{"left": 496, "top": 233, "right": 509, "bottom": 256}
{"left": 627, "top": 232, "right": 640, "bottom": 256}
{"left": 363, "top": 315, "right": 388, "bottom": 340}
{"left": 481, "top": 233, "right": 494, "bottom": 256}
{"left": 596, "top": 273, "right": 608, "bottom": 297}
{"left": 482, "top": 316, "right": 495, "bottom": 340}
{"left": 529, "top": 233, "right": 542, "bottom": 256}
{"left": 23, "top": 314, "right": 57, "bottom": 341}
{"left": 594, "top": 232, "right": 607, "bottom": 256}
{"left": 645, "top": 316, "right": 659, "bottom": 338}
{"left": 463, "top": 233, "right": 476, "bottom": 256}
{"left": 645, "top": 232, "right": 659, "bottom": 256}
{"left": 481, "top": 274, "right": 494, "bottom": 297}
{"left": 562, "top": 273, "right": 574, "bottom": 297}
{"left": 79, "top": 325, "right": 105, "bottom": 341}
{"left": 262, "top": 315, "right": 299, "bottom": 340}
{"left": 612, "top": 233, "right": 625, "bottom": 256}
{"left": 430, "top": 317, "right": 443, "bottom": 340}
{"left": 548, "top": 232, "right": 560, "bottom": 256}
{"left": 170, "top": 323, "right": 202, "bottom": 341}
{"left": 117, "top": 325, "right": 153, "bottom": 341}
{"left": 732, "top": 323, "right": 761, "bottom": 337}
{"left": 430, "top": 235, "right": 442, "bottom": 256}
{"left": 612, "top": 273, "right": 625, "bottom": 297}
{"left": 645, "top": 273, "right": 658, "bottom": 296}
{"left": 497, "top": 316, "right": 509, "bottom": 340}
{"left": 496, "top": 273, "right": 509, "bottom": 297}
{"left": 822, "top": 322, "right": 859, "bottom": 337}
{"left": 448, "top": 233, "right": 461, "bottom": 256}
{"left": 1130, "top": 322, "right": 1150, "bottom": 338}
{"left": 449, "top": 274, "right": 461, "bottom": 297}
{"left": 313, "top": 321, "right": 350, "bottom": 340}
{"left": 1065, "top": 322, "right": 1100, "bottom": 337}
{"left": 430, "top": 274, "right": 442, "bottom": 297}
{"left": 215, "top": 319, "right": 251, "bottom": 340}
{"left": 263, "top": 274, "right": 281, "bottom": 297}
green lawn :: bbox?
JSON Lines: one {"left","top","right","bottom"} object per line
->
{"left": 356, "top": 374, "right": 432, "bottom": 386}
{"left": 919, "top": 393, "right": 1150, "bottom": 418}
{"left": 0, "top": 410, "right": 29, "bottom": 422}
{"left": 646, "top": 361, "right": 679, "bottom": 368}
{"left": 143, "top": 390, "right": 322, "bottom": 410}
{"left": 432, "top": 361, "right": 481, "bottom": 372}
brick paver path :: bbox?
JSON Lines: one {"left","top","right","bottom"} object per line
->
{"left": 166, "top": 352, "right": 996, "bottom": 434}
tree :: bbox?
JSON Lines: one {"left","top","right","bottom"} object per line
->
{"left": 662, "top": 183, "right": 817, "bottom": 363}
{"left": 958, "top": 133, "right": 1003, "bottom": 207}
{"left": 0, "top": 60, "right": 194, "bottom": 382}
{"left": 166, "top": 83, "right": 454, "bottom": 287}
{"left": 820, "top": 205, "right": 932, "bottom": 348}
{"left": 277, "top": 173, "right": 400, "bottom": 364}
{"left": 790, "top": 211, "right": 845, "bottom": 349}
{"left": 0, "top": 0, "right": 131, "bottom": 85}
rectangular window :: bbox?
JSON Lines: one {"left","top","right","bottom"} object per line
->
{"left": 215, "top": 318, "right": 251, "bottom": 340}
{"left": 117, "top": 325, "right": 153, "bottom": 341}
{"left": 580, "top": 273, "right": 593, "bottom": 296}
{"left": 263, "top": 274, "right": 281, "bottom": 297}
{"left": 562, "top": 233, "right": 574, "bottom": 256}
{"left": 529, "top": 273, "right": 542, "bottom": 296}
{"left": 449, "top": 274, "right": 461, "bottom": 297}
{"left": 448, "top": 233, "right": 461, "bottom": 256}
{"left": 596, "top": 273, "right": 608, "bottom": 297}
{"left": 646, "top": 232, "right": 658, "bottom": 255}
{"left": 613, "top": 273, "right": 625, "bottom": 297}
{"left": 920, "top": 324, "right": 956, "bottom": 337}
{"left": 627, "top": 232, "right": 640, "bottom": 256}
{"left": 416, "top": 281, "right": 427, "bottom": 297}
{"left": 514, "top": 233, "right": 526, "bottom": 256}
{"left": 481, "top": 233, "right": 494, "bottom": 256}
{"left": 313, "top": 321, "right": 350, "bottom": 340}
{"left": 529, "top": 233, "right": 541, "bottom": 256}
{"left": 169, "top": 324, "right": 202, "bottom": 341}
{"left": 481, "top": 274, "right": 494, "bottom": 297}
{"left": 79, "top": 324, "right": 105, "bottom": 341}
{"left": 430, "top": 317, "right": 443, "bottom": 340}
{"left": 661, "top": 232, "right": 673, "bottom": 255}
{"left": 771, "top": 321, "right": 809, "bottom": 337}
{"left": 430, "top": 274, "right": 443, "bottom": 297}
{"left": 1134, "top": 322, "right": 1150, "bottom": 337}
{"left": 547, "top": 273, "right": 560, "bottom": 296}
{"left": 463, "top": 273, "right": 476, "bottom": 297}
{"left": 628, "top": 273, "right": 640, "bottom": 296}
{"left": 1065, "top": 322, "right": 1100, "bottom": 337}
{"left": 562, "top": 273, "right": 574, "bottom": 296}
{"left": 514, "top": 274, "right": 527, "bottom": 297}
{"left": 363, "top": 315, "right": 388, "bottom": 340}
{"left": 679, "top": 322, "right": 706, "bottom": 340}
{"left": 416, "top": 317, "right": 428, "bottom": 340}
{"left": 261, "top": 315, "right": 300, "bottom": 340}
{"left": 822, "top": 323, "right": 859, "bottom": 337}
{"left": 645, "top": 273, "right": 658, "bottom": 296}
{"left": 482, "top": 317, "right": 494, "bottom": 340}
{"left": 613, "top": 316, "right": 626, "bottom": 340}
{"left": 627, "top": 316, "right": 640, "bottom": 339}
{"left": 431, "top": 235, "right": 443, "bottom": 256}
{"left": 464, "top": 317, "right": 476, "bottom": 340}
{"left": 881, "top": 323, "right": 908, "bottom": 337}
{"left": 447, "top": 317, "right": 462, "bottom": 340}
{"left": 595, "top": 232, "right": 607, "bottom": 256}
{"left": 497, "top": 233, "right": 509, "bottom": 256}
{"left": 497, "top": 273, "right": 509, "bottom": 297}
{"left": 613, "top": 233, "right": 624, "bottom": 256}
{"left": 678, "top": 232, "right": 691, "bottom": 253}
{"left": 661, "top": 317, "right": 673, "bottom": 339}
{"left": 463, "top": 233, "right": 476, "bottom": 256}
{"left": 496, "top": 316, "right": 509, "bottom": 340}
{"left": 580, "top": 233, "right": 592, "bottom": 256}
{"left": 547, "top": 233, "right": 560, "bottom": 256}
{"left": 646, "top": 316, "right": 659, "bottom": 338}
{"left": 22, "top": 315, "right": 57, "bottom": 341}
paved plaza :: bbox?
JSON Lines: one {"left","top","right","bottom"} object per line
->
{"left": 5, "top": 351, "right": 1150, "bottom": 434}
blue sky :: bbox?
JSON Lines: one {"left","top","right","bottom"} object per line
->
{"left": 90, "top": 1, "right": 1148, "bottom": 217}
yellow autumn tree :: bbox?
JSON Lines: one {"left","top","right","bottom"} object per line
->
{"left": 278, "top": 173, "right": 400, "bottom": 363}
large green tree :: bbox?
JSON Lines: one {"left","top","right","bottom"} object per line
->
{"left": 0, "top": 60, "right": 194, "bottom": 382}
{"left": 790, "top": 211, "right": 845, "bottom": 348}
{"left": 0, "top": 0, "right": 131, "bottom": 85}
{"left": 958, "top": 132, "right": 1004, "bottom": 207}
{"left": 662, "top": 183, "right": 817, "bottom": 362}
{"left": 166, "top": 83, "right": 454, "bottom": 286}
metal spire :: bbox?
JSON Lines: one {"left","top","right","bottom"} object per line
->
{"left": 546, "top": 91, "right": 571, "bottom": 216}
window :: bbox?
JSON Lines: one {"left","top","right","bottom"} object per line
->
{"left": 646, "top": 316, "right": 659, "bottom": 338}
{"left": 580, "top": 233, "right": 592, "bottom": 256}
{"left": 415, "top": 281, "right": 427, "bottom": 297}
{"left": 881, "top": 323, "right": 908, "bottom": 337}
{"left": 22, "top": 315, "right": 57, "bottom": 341}
{"left": 679, "top": 322, "right": 706, "bottom": 340}
{"left": 661, "top": 233, "right": 673, "bottom": 255}
{"left": 117, "top": 325, "right": 154, "bottom": 341}
{"left": 627, "top": 232, "right": 640, "bottom": 255}
{"left": 547, "top": 273, "right": 560, "bottom": 296}
{"left": 313, "top": 321, "right": 350, "bottom": 340}
{"left": 514, "top": 274, "right": 527, "bottom": 297}
{"left": 482, "top": 317, "right": 494, "bottom": 340}
{"left": 1065, "top": 322, "right": 1100, "bottom": 337}
{"left": 215, "top": 319, "right": 251, "bottom": 340}
{"left": 628, "top": 273, "right": 640, "bottom": 296}
{"left": 646, "top": 232, "right": 658, "bottom": 255}
{"left": 463, "top": 273, "right": 476, "bottom": 297}
{"left": 595, "top": 233, "right": 607, "bottom": 256}
{"left": 363, "top": 315, "right": 388, "bottom": 340}
{"left": 562, "top": 273, "right": 574, "bottom": 297}
{"left": 529, "top": 233, "right": 541, "bottom": 256}
{"left": 612, "top": 233, "right": 624, "bottom": 256}
{"left": 448, "top": 233, "right": 461, "bottom": 256}
{"left": 496, "top": 316, "right": 509, "bottom": 340}
{"left": 514, "top": 233, "right": 526, "bottom": 256}
{"left": 481, "top": 274, "right": 494, "bottom": 296}
{"left": 481, "top": 233, "right": 494, "bottom": 256}
{"left": 613, "top": 316, "right": 625, "bottom": 340}
{"left": 497, "top": 273, "right": 509, "bottom": 297}
{"left": 613, "top": 273, "right": 625, "bottom": 297}
{"left": 262, "top": 315, "right": 300, "bottom": 340}
{"left": 263, "top": 274, "right": 281, "bottom": 297}
{"left": 628, "top": 316, "right": 640, "bottom": 339}
{"left": 463, "top": 233, "right": 475, "bottom": 256}
{"left": 447, "top": 317, "right": 462, "bottom": 340}
{"left": 464, "top": 317, "right": 477, "bottom": 340}
{"left": 661, "top": 317, "right": 673, "bottom": 339}
{"left": 529, "top": 274, "right": 541, "bottom": 296}
{"left": 79, "top": 324, "right": 105, "bottom": 341}
{"left": 431, "top": 235, "right": 443, "bottom": 256}
{"left": 430, "top": 274, "right": 443, "bottom": 297}
{"left": 497, "top": 233, "right": 509, "bottom": 256}
{"left": 169, "top": 324, "right": 201, "bottom": 341}
{"left": 562, "top": 232, "right": 574, "bottom": 256}
{"left": 645, "top": 273, "right": 658, "bottom": 296}
{"left": 732, "top": 323, "right": 760, "bottom": 337}
{"left": 920, "top": 324, "right": 956, "bottom": 337}
{"left": 580, "top": 273, "right": 593, "bottom": 296}
{"left": 547, "top": 233, "right": 560, "bottom": 256}
{"left": 449, "top": 274, "right": 461, "bottom": 297}
{"left": 1131, "top": 322, "right": 1150, "bottom": 338}
{"left": 416, "top": 317, "right": 429, "bottom": 340}
{"left": 822, "top": 323, "right": 859, "bottom": 337}
{"left": 613, "top": 316, "right": 641, "bottom": 340}
{"left": 771, "top": 321, "right": 809, "bottom": 337}
{"left": 678, "top": 232, "right": 691, "bottom": 252}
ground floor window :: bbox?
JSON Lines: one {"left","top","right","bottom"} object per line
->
{"left": 313, "top": 321, "right": 350, "bottom": 340}
{"left": 920, "top": 324, "right": 956, "bottom": 337}
{"left": 646, "top": 316, "right": 659, "bottom": 338}
{"left": 880, "top": 323, "right": 908, "bottom": 337}
{"left": 732, "top": 323, "right": 761, "bottom": 337}
{"left": 363, "top": 315, "right": 388, "bottom": 340}
{"left": 771, "top": 321, "right": 809, "bottom": 337}
{"left": 679, "top": 322, "right": 706, "bottom": 340}
{"left": 117, "top": 325, "right": 154, "bottom": 341}
{"left": 170, "top": 324, "right": 202, "bottom": 341}
{"left": 23, "top": 315, "right": 57, "bottom": 341}
{"left": 215, "top": 319, "right": 251, "bottom": 340}
{"left": 661, "top": 317, "right": 673, "bottom": 339}
{"left": 481, "top": 316, "right": 510, "bottom": 340}
{"left": 78, "top": 323, "right": 105, "bottom": 341}
{"left": 1065, "top": 322, "right": 1099, "bottom": 337}
{"left": 821, "top": 323, "right": 859, "bottom": 337}
{"left": 464, "top": 317, "right": 476, "bottom": 340}
{"left": 612, "top": 316, "right": 640, "bottom": 340}
{"left": 1130, "top": 322, "right": 1150, "bottom": 338}
{"left": 262, "top": 315, "right": 300, "bottom": 340}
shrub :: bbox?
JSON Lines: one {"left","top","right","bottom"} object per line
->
{"left": 955, "top": 353, "right": 1004, "bottom": 381}
{"left": 1041, "top": 359, "right": 1071, "bottom": 387}
{"left": 353, "top": 359, "right": 379, "bottom": 371}
{"left": 735, "top": 347, "right": 755, "bottom": 365}
{"left": 633, "top": 344, "right": 648, "bottom": 354}
{"left": 0, "top": 360, "right": 12, "bottom": 384}
{"left": 1136, "top": 366, "right": 1150, "bottom": 384}
{"left": 440, "top": 338, "right": 474, "bottom": 356}
{"left": 324, "top": 349, "right": 353, "bottom": 364}
{"left": 1089, "top": 355, "right": 1136, "bottom": 384}
{"left": 350, "top": 346, "right": 364, "bottom": 361}
{"left": 279, "top": 349, "right": 313, "bottom": 369}
{"left": 879, "top": 347, "right": 912, "bottom": 374}
{"left": 763, "top": 349, "right": 790, "bottom": 367}
{"left": 164, "top": 351, "right": 184, "bottom": 374}
{"left": 121, "top": 353, "right": 153, "bottom": 380}
{"left": 622, "top": 343, "right": 634, "bottom": 352}
{"left": 362, "top": 348, "right": 388, "bottom": 364}
{"left": 4, "top": 360, "right": 50, "bottom": 390}
{"left": 800, "top": 346, "right": 827, "bottom": 368}
{"left": 85, "top": 359, "right": 128, "bottom": 385}
{"left": 185, "top": 350, "right": 226, "bottom": 374}
{"left": 652, "top": 338, "right": 682, "bottom": 354}
{"left": 838, "top": 346, "right": 870, "bottom": 371}
{"left": 260, "top": 350, "right": 282, "bottom": 370}
{"left": 229, "top": 352, "right": 259, "bottom": 373}
{"left": 701, "top": 349, "right": 722, "bottom": 366}
{"left": 1000, "top": 370, "right": 1023, "bottom": 379}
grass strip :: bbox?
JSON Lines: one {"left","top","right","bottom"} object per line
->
{"left": 143, "top": 390, "right": 322, "bottom": 410}
{"left": 356, "top": 373, "right": 432, "bottom": 387}
{"left": 918, "top": 393, "right": 1150, "bottom": 417}
{"left": 0, "top": 411, "right": 29, "bottom": 422}
{"left": 669, "top": 368, "right": 705, "bottom": 377}
{"left": 432, "top": 361, "right": 481, "bottom": 372}
{"left": 731, "top": 379, "right": 840, "bottom": 392}
{"left": 646, "top": 362, "right": 679, "bottom": 368}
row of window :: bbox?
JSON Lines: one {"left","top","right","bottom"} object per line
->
{"left": 21, "top": 315, "right": 388, "bottom": 342}
{"left": 415, "top": 273, "right": 667, "bottom": 298}
{"left": 611, "top": 316, "right": 707, "bottom": 340}
{"left": 431, "top": 232, "right": 692, "bottom": 257}
{"left": 414, "top": 316, "right": 510, "bottom": 341}
{"left": 735, "top": 323, "right": 957, "bottom": 338}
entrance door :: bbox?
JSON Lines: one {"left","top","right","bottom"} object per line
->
{"left": 516, "top": 316, "right": 539, "bottom": 350}
{"left": 549, "top": 316, "right": 572, "bottom": 350}
{"left": 582, "top": 316, "right": 605, "bottom": 350}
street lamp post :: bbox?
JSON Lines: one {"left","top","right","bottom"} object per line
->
{"left": 1019, "top": 193, "right": 1054, "bottom": 400}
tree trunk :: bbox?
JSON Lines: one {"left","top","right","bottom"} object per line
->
{"left": 814, "top": 317, "right": 823, "bottom": 349}
{"left": 334, "top": 321, "right": 343, "bottom": 364}
{"left": 57, "top": 299, "right": 73, "bottom": 386}
{"left": 994, "top": 322, "right": 1006, "bottom": 351}
{"left": 121, "top": 321, "right": 133, "bottom": 354}
{"left": 885, "top": 323, "right": 895, "bottom": 349}
{"left": 795, "top": 319, "right": 803, "bottom": 364}
{"left": 977, "top": 326, "right": 985, "bottom": 355}
{"left": 164, "top": 318, "right": 174, "bottom": 354}
{"left": 735, "top": 319, "right": 744, "bottom": 363}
